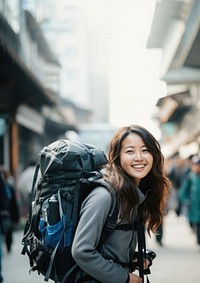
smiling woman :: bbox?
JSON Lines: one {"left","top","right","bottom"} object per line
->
{"left": 71, "top": 124, "right": 171, "bottom": 283}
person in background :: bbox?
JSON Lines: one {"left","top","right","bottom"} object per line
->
{"left": 155, "top": 157, "right": 171, "bottom": 247}
{"left": 72, "top": 125, "right": 170, "bottom": 283}
{"left": 168, "top": 155, "right": 185, "bottom": 216}
{"left": 0, "top": 166, "right": 20, "bottom": 253}
{"left": 155, "top": 222, "right": 164, "bottom": 247}
{"left": 181, "top": 155, "right": 194, "bottom": 181}
{"left": 179, "top": 156, "right": 200, "bottom": 250}
{"left": 17, "top": 160, "right": 36, "bottom": 218}
{"left": 0, "top": 171, "right": 10, "bottom": 282}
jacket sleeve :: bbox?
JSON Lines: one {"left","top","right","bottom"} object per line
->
{"left": 72, "top": 186, "right": 129, "bottom": 283}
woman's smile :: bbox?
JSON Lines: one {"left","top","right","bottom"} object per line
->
{"left": 120, "top": 133, "right": 153, "bottom": 185}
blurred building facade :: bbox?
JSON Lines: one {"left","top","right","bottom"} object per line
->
{"left": 22, "top": 0, "right": 110, "bottom": 123}
{"left": 0, "top": 0, "right": 79, "bottom": 179}
{"left": 0, "top": 0, "right": 111, "bottom": 182}
{"left": 147, "top": 0, "right": 200, "bottom": 159}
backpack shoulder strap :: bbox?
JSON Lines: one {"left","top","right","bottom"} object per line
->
{"left": 98, "top": 195, "right": 118, "bottom": 247}
{"left": 95, "top": 180, "right": 119, "bottom": 247}
{"left": 137, "top": 221, "right": 151, "bottom": 283}
{"left": 80, "top": 172, "right": 118, "bottom": 247}
{"left": 137, "top": 221, "right": 145, "bottom": 281}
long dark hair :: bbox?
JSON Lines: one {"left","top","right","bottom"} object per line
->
{"left": 103, "top": 125, "right": 170, "bottom": 234}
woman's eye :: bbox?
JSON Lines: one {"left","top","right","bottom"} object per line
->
{"left": 126, "top": 149, "right": 133, "bottom": 154}
{"left": 142, "top": 148, "right": 149, "bottom": 153}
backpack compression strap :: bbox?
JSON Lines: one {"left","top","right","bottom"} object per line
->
{"left": 22, "top": 164, "right": 40, "bottom": 242}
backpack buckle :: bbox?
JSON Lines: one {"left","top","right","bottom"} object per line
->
{"left": 62, "top": 191, "right": 74, "bottom": 202}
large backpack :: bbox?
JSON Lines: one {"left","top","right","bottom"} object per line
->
{"left": 21, "top": 139, "right": 118, "bottom": 283}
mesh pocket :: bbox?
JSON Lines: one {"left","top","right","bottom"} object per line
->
{"left": 39, "top": 217, "right": 73, "bottom": 248}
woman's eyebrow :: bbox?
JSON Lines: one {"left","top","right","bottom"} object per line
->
{"left": 124, "top": 144, "right": 146, "bottom": 148}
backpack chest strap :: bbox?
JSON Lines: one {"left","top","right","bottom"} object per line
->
{"left": 115, "top": 223, "right": 137, "bottom": 231}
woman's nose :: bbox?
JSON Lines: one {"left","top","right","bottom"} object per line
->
{"left": 134, "top": 151, "right": 143, "bottom": 160}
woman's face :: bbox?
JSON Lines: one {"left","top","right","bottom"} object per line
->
{"left": 119, "top": 133, "right": 153, "bottom": 186}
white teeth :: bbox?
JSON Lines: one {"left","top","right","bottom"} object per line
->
{"left": 133, "top": 165, "right": 145, "bottom": 168}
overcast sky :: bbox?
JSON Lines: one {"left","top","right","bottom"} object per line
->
{"left": 67, "top": 0, "right": 166, "bottom": 139}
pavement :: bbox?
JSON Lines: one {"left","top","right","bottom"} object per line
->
{"left": 146, "top": 211, "right": 200, "bottom": 283}
{"left": 1, "top": 211, "right": 200, "bottom": 283}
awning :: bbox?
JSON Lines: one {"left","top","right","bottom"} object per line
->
{"left": 45, "top": 118, "right": 78, "bottom": 136}
{"left": 146, "top": 0, "right": 188, "bottom": 49}
{"left": 156, "top": 90, "right": 191, "bottom": 123}
{"left": 0, "top": 41, "right": 57, "bottom": 114}
{"left": 147, "top": 0, "right": 200, "bottom": 72}
{"left": 162, "top": 127, "right": 200, "bottom": 158}
{"left": 16, "top": 105, "right": 45, "bottom": 134}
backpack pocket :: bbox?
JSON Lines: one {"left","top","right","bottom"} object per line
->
{"left": 29, "top": 235, "right": 76, "bottom": 282}
{"left": 39, "top": 217, "right": 73, "bottom": 248}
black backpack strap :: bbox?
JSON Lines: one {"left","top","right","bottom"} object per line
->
{"left": 115, "top": 223, "right": 136, "bottom": 231}
{"left": 22, "top": 164, "right": 40, "bottom": 242}
{"left": 44, "top": 237, "right": 63, "bottom": 282}
{"left": 80, "top": 174, "right": 119, "bottom": 247}
{"left": 60, "top": 264, "right": 78, "bottom": 283}
{"left": 44, "top": 189, "right": 75, "bottom": 282}
{"left": 28, "top": 163, "right": 40, "bottom": 219}
{"left": 98, "top": 199, "right": 118, "bottom": 247}
{"left": 137, "top": 221, "right": 150, "bottom": 283}
{"left": 137, "top": 221, "right": 145, "bottom": 281}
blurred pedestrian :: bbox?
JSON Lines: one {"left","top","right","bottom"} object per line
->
{"left": 154, "top": 159, "right": 172, "bottom": 247}
{"left": 0, "top": 166, "right": 20, "bottom": 253}
{"left": 0, "top": 171, "right": 10, "bottom": 282}
{"left": 179, "top": 156, "right": 200, "bottom": 250}
{"left": 181, "top": 155, "right": 194, "bottom": 181}
{"left": 155, "top": 204, "right": 169, "bottom": 247}
{"left": 168, "top": 155, "right": 186, "bottom": 216}
{"left": 72, "top": 125, "right": 170, "bottom": 283}
{"left": 155, "top": 222, "right": 163, "bottom": 246}
{"left": 17, "top": 160, "right": 36, "bottom": 218}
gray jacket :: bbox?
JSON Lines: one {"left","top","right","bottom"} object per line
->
{"left": 72, "top": 186, "right": 145, "bottom": 283}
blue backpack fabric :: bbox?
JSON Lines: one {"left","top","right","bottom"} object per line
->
{"left": 21, "top": 139, "right": 117, "bottom": 283}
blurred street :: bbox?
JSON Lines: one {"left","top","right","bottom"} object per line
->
{"left": 1, "top": 211, "right": 200, "bottom": 283}
{"left": 147, "top": 211, "right": 200, "bottom": 283}
{"left": 1, "top": 2, "right": 200, "bottom": 282}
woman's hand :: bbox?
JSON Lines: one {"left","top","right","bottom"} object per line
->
{"left": 129, "top": 273, "right": 143, "bottom": 283}
{"left": 144, "top": 258, "right": 151, "bottom": 270}
{"left": 133, "top": 256, "right": 151, "bottom": 271}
